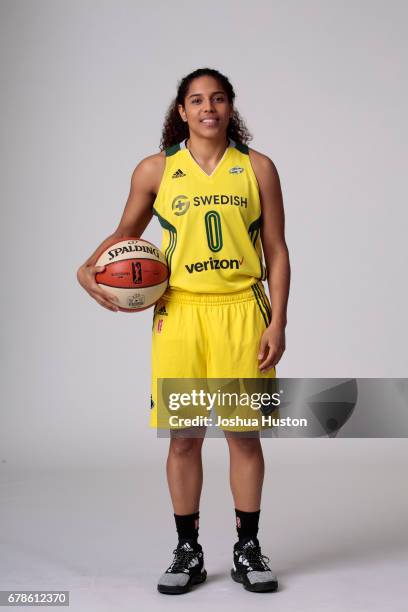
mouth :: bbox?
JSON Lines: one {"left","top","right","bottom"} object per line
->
{"left": 200, "top": 118, "right": 219, "bottom": 126}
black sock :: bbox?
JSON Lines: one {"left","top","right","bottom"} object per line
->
{"left": 235, "top": 508, "right": 260, "bottom": 542}
{"left": 174, "top": 511, "right": 200, "bottom": 543}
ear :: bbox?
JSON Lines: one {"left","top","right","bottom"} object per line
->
{"left": 178, "top": 104, "right": 187, "bottom": 123}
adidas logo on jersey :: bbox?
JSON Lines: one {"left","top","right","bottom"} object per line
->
{"left": 172, "top": 168, "right": 186, "bottom": 178}
{"left": 229, "top": 166, "right": 244, "bottom": 174}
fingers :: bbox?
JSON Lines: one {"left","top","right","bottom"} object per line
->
{"left": 259, "top": 354, "right": 275, "bottom": 373}
{"left": 77, "top": 264, "right": 120, "bottom": 312}
{"left": 88, "top": 265, "right": 120, "bottom": 311}
{"left": 257, "top": 335, "right": 268, "bottom": 361}
{"left": 258, "top": 344, "right": 281, "bottom": 372}
{"left": 259, "top": 348, "right": 285, "bottom": 372}
{"left": 93, "top": 294, "right": 119, "bottom": 312}
{"left": 258, "top": 340, "right": 272, "bottom": 371}
{"left": 91, "top": 287, "right": 120, "bottom": 311}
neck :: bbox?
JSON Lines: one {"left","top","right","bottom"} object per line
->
{"left": 186, "top": 134, "right": 229, "bottom": 164}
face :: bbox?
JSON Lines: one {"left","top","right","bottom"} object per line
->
{"left": 178, "top": 76, "right": 233, "bottom": 138}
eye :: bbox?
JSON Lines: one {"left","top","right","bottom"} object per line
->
{"left": 191, "top": 98, "right": 201, "bottom": 104}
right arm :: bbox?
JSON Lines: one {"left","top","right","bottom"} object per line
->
{"left": 76, "top": 152, "right": 165, "bottom": 311}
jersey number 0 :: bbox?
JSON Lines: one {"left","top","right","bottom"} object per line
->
{"left": 204, "top": 211, "right": 223, "bottom": 253}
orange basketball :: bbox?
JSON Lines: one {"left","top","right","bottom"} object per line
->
{"left": 95, "top": 237, "right": 168, "bottom": 312}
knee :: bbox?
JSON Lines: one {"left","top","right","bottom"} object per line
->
{"left": 169, "top": 438, "right": 202, "bottom": 458}
{"left": 226, "top": 436, "right": 262, "bottom": 457}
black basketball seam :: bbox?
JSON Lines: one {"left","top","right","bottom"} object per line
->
{"left": 97, "top": 279, "right": 168, "bottom": 289}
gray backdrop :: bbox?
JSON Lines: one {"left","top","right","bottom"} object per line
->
{"left": 1, "top": 0, "right": 407, "bottom": 467}
{"left": 0, "top": 3, "right": 407, "bottom": 609}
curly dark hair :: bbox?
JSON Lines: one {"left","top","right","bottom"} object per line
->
{"left": 159, "top": 67, "right": 253, "bottom": 150}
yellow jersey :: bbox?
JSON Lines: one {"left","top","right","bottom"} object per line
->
{"left": 152, "top": 137, "right": 267, "bottom": 293}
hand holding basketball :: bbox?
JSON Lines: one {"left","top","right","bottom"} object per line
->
{"left": 94, "top": 237, "right": 169, "bottom": 312}
{"left": 77, "top": 264, "right": 120, "bottom": 312}
{"left": 77, "top": 237, "right": 168, "bottom": 313}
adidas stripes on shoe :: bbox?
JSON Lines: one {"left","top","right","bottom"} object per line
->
{"left": 157, "top": 540, "right": 207, "bottom": 595}
{"left": 231, "top": 536, "right": 278, "bottom": 593}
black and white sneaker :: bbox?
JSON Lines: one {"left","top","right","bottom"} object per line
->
{"left": 231, "top": 536, "right": 278, "bottom": 592}
{"left": 157, "top": 540, "right": 207, "bottom": 595}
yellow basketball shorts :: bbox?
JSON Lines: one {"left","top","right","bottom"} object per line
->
{"left": 149, "top": 280, "right": 277, "bottom": 431}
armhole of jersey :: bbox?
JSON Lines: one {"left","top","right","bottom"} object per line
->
{"left": 246, "top": 146, "right": 268, "bottom": 282}
{"left": 246, "top": 147, "right": 261, "bottom": 196}
{"left": 152, "top": 154, "right": 168, "bottom": 216}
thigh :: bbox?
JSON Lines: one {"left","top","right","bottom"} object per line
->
{"left": 206, "top": 292, "right": 276, "bottom": 380}
{"left": 206, "top": 290, "right": 276, "bottom": 433}
{"left": 150, "top": 299, "right": 207, "bottom": 429}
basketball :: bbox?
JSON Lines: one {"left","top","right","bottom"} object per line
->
{"left": 95, "top": 237, "right": 169, "bottom": 312}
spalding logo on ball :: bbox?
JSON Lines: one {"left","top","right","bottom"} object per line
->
{"left": 95, "top": 237, "right": 169, "bottom": 312}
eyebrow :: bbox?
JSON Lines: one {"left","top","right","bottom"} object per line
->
{"left": 187, "top": 91, "right": 226, "bottom": 98}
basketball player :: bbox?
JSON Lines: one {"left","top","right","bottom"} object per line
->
{"left": 77, "top": 68, "right": 290, "bottom": 594}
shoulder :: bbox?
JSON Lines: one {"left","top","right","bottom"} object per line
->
{"left": 135, "top": 150, "right": 166, "bottom": 174}
{"left": 131, "top": 151, "right": 166, "bottom": 195}
{"left": 248, "top": 146, "right": 280, "bottom": 183}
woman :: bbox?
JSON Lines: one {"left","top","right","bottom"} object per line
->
{"left": 77, "top": 67, "right": 290, "bottom": 594}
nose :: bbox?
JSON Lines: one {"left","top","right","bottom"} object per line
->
{"left": 203, "top": 98, "right": 215, "bottom": 112}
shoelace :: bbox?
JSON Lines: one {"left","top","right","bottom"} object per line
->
{"left": 240, "top": 546, "right": 270, "bottom": 571}
{"left": 168, "top": 547, "right": 198, "bottom": 573}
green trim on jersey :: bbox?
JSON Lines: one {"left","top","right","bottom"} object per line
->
{"left": 165, "top": 143, "right": 181, "bottom": 157}
{"left": 248, "top": 215, "right": 267, "bottom": 280}
{"left": 248, "top": 215, "right": 261, "bottom": 245}
{"left": 254, "top": 282, "right": 272, "bottom": 320}
{"left": 235, "top": 141, "right": 249, "bottom": 155}
{"left": 251, "top": 283, "right": 272, "bottom": 327}
{"left": 168, "top": 138, "right": 248, "bottom": 155}
{"left": 152, "top": 207, "right": 177, "bottom": 271}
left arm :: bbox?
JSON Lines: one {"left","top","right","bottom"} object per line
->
{"left": 249, "top": 149, "right": 291, "bottom": 371}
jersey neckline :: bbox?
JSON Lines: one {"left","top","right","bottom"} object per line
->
{"left": 179, "top": 137, "right": 237, "bottom": 178}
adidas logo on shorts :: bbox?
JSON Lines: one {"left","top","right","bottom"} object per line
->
{"left": 172, "top": 168, "right": 186, "bottom": 179}
{"left": 156, "top": 305, "right": 168, "bottom": 316}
